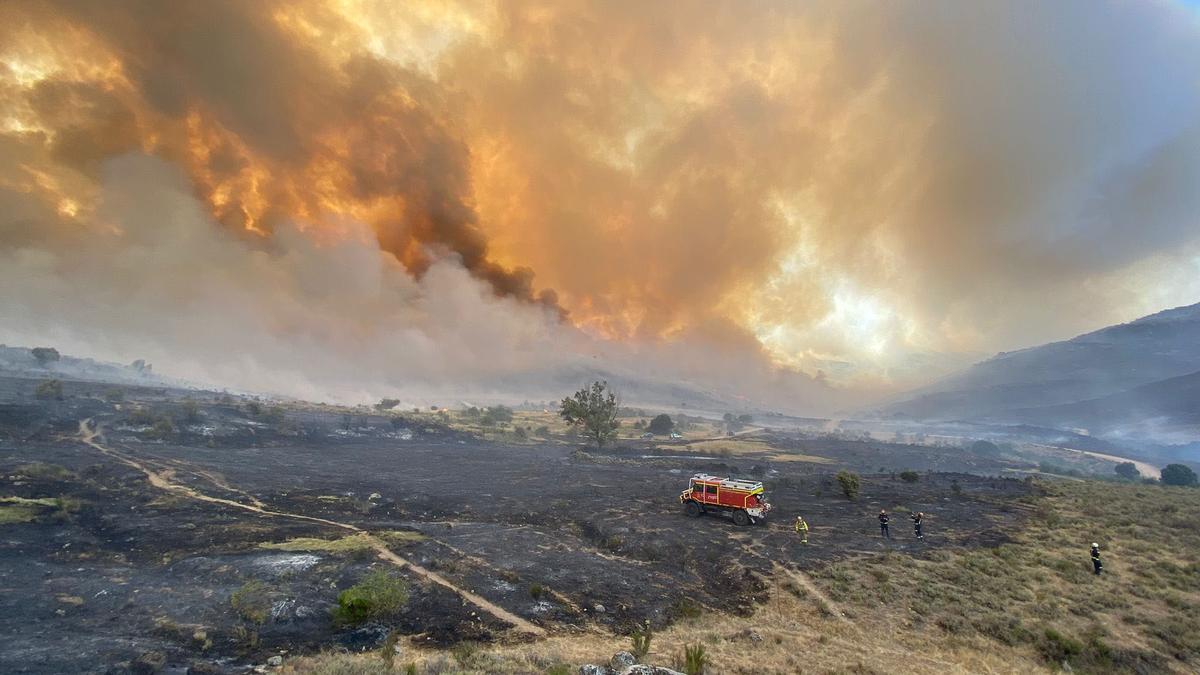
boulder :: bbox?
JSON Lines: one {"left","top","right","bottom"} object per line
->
{"left": 579, "top": 666, "right": 611, "bottom": 675}
{"left": 267, "top": 655, "right": 283, "bottom": 667}
{"left": 610, "top": 651, "right": 636, "bottom": 670}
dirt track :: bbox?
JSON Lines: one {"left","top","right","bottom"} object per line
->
{"left": 75, "top": 418, "right": 545, "bottom": 637}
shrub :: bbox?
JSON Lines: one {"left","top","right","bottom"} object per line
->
{"left": 1114, "top": 462, "right": 1140, "bottom": 481}
{"left": 970, "top": 440, "right": 1001, "bottom": 455}
{"left": 376, "top": 398, "right": 400, "bottom": 410}
{"left": 1160, "top": 464, "right": 1198, "bottom": 487}
{"left": 899, "top": 470, "right": 920, "bottom": 483}
{"left": 230, "top": 580, "right": 273, "bottom": 625}
{"left": 535, "top": 426, "right": 550, "bottom": 437}
{"left": 104, "top": 387, "right": 125, "bottom": 403}
{"left": 35, "top": 379, "right": 64, "bottom": 401}
{"left": 529, "top": 583, "right": 545, "bottom": 599}
{"left": 380, "top": 630, "right": 401, "bottom": 668}
{"left": 180, "top": 400, "right": 202, "bottom": 425}
{"left": 680, "top": 643, "right": 708, "bottom": 675}
{"left": 147, "top": 418, "right": 176, "bottom": 439}
{"left": 1038, "top": 627, "right": 1083, "bottom": 664}
{"left": 836, "top": 471, "right": 860, "bottom": 500}
{"left": 672, "top": 597, "right": 702, "bottom": 619}
{"left": 332, "top": 570, "right": 409, "bottom": 627}
{"left": 631, "top": 621, "right": 652, "bottom": 660}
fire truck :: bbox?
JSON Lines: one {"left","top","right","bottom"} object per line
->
{"left": 679, "top": 473, "right": 772, "bottom": 526}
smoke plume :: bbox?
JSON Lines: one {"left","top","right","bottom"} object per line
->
{"left": 2, "top": 1, "right": 1200, "bottom": 406}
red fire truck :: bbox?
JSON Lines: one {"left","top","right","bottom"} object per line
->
{"left": 679, "top": 473, "right": 772, "bottom": 525}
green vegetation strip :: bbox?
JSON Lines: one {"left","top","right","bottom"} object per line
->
{"left": 258, "top": 530, "right": 426, "bottom": 553}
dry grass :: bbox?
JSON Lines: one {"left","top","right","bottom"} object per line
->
{"left": 282, "top": 478, "right": 1199, "bottom": 674}
{"left": 259, "top": 530, "right": 425, "bottom": 553}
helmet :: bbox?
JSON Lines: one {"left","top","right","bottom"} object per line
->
{"left": 1092, "top": 543, "right": 1099, "bottom": 548}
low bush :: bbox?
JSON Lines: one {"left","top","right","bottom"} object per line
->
{"left": 35, "top": 379, "right": 64, "bottom": 401}
{"left": 230, "top": 580, "right": 273, "bottom": 625}
{"left": 631, "top": 621, "right": 652, "bottom": 660}
{"left": 332, "top": 570, "right": 409, "bottom": 627}
{"left": 836, "top": 471, "right": 860, "bottom": 500}
{"left": 680, "top": 643, "right": 708, "bottom": 675}
{"left": 899, "top": 470, "right": 920, "bottom": 483}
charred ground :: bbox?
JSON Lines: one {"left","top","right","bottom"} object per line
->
{"left": 0, "top": 376, "right": 1040, "bottom": 673}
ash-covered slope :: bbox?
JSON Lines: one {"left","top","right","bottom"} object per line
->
{"left": 877, "top": 302, "right": 1200, "bottom": 425}
{"left": 0, "top": 345, "right": 183, "bottom": 389}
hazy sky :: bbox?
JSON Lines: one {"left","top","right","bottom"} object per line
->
{"left": 2, "top": 1, "right": 1199, "bottom": 408}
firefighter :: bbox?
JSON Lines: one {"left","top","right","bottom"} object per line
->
{"left": 794, "top": 515, "right": 809, "bottom": 544}
{"left": 911, "top": 512, "right": 924, "bottom": 540}
{"left": 879, "top": 509, "right": 890, "bottom": 538}
{"left": 1091, "top": 543, "right": 1103, "bottom": 575}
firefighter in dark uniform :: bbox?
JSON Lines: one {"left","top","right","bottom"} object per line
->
{"left": 879, "top": 509, "right": 890, "bottom": 538}
{"left": 1091, "top": 543, "right": 1103, "bottom": 575}
{"left": 911, "top": 511, "right": 924, "bottom": 540}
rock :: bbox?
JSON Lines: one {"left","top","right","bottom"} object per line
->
{"left": 579, "top": 665, "right": 611, "bottom": 675}
{"left": 185, "top": 662, "right": 223, "bottom": 675}
{"left": 743, "top": 629, "right": 763, "bottom": 643}
{"left": 267, "top": 655, "right": 283, "bottom": 667}
{"left": 623, "top": 667, "right": 685, "bottom": 675}
{"left": 369, "top": 492, "right": 382, "bottom": 500}
{"left": 593, "top": 603, "right": 606, "bottom": 613}
{"left": 610, "top": 651, "right": 636, "bottom": 670}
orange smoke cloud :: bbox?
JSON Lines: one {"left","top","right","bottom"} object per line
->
{"left": 3, "top": 0, "right": 1200, "bottom": 393}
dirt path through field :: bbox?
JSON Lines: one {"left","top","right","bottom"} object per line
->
{"left": 774, "top": 563, "right": 851, "bottom": 625}
{"left": 76, "top": 419, "right": 545, "bottom": 637}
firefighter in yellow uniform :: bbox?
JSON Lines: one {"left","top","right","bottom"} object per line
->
{"left": 794, "top": 515, "right": 809, "bottom": 544}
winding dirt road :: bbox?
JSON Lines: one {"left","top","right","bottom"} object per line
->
{"left": 76, "top": 419, "right": 545, "bottom": 637}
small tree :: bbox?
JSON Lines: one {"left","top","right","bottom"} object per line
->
{"left": 647, "top": 414, "right": 674, "bottom": 436}
{"left": 35, "top": 379, "right": 64, "bottom": 401}
{"left": 31, "top": 347, "right": 60, "bottom": 367}
{"left": 1113, "top": 462, "right": 1140, "bottom": 481}
{"left": 1161, "top": 464, "right": 1198, "bottom": 487}
{"left": 560, "top": 381, "right": 620, "bottom": 448}
{"left": 836, "top": 470, "right": 860, "bottom": 500}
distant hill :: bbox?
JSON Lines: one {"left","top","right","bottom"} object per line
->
{"left": 1012, "top": 369, "right": 1200, "bottom": 443}
{"left": 876, "top": 302, "right": 1200, "bottom": 441}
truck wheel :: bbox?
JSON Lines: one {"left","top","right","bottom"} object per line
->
{"left": 684, "top": 501, "right": 702, "bottom": 518}
{"left": 733, "top": 510, "right": 751, "bottom": 526}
